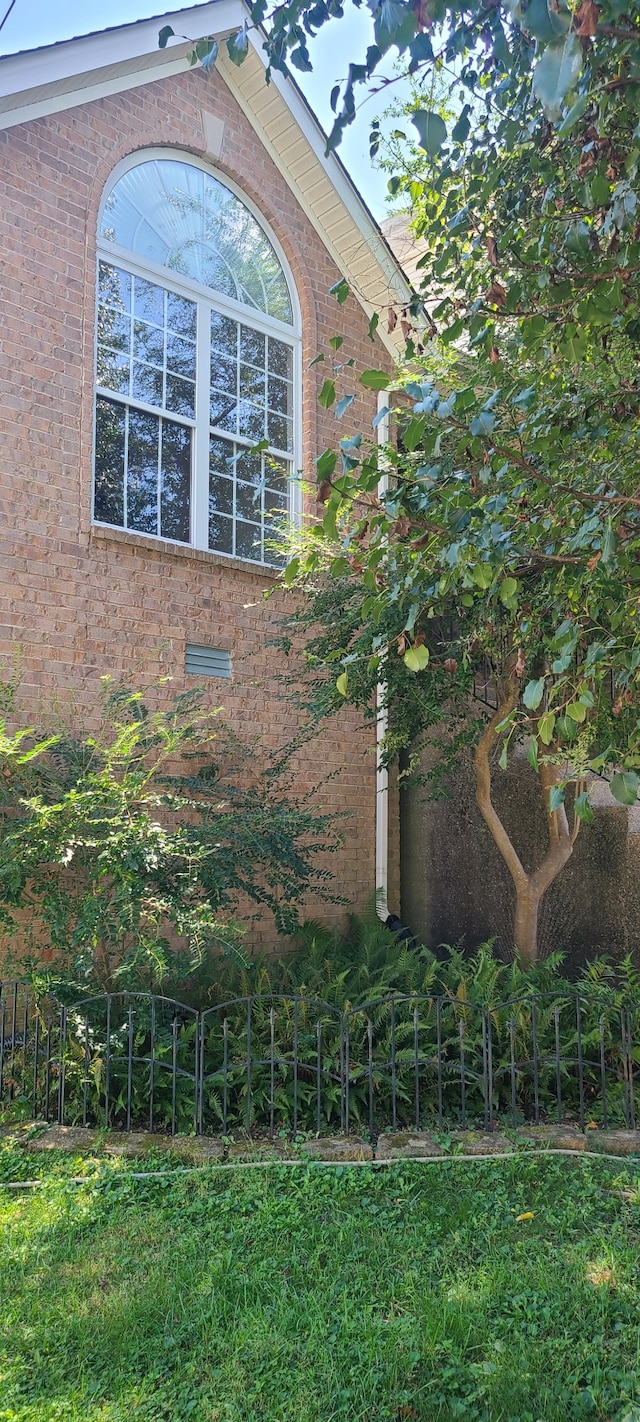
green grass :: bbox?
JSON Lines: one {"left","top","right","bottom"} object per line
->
{"left": 1, "top": 1145, "right": 640, "bottom": 1421}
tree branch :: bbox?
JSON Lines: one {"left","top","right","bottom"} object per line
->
{"left": 474, "top": 683, "right": 527, "bottom": 894}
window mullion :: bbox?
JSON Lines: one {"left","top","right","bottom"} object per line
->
{"left": 193, "top": 300, "right": 211, "bottom": 550}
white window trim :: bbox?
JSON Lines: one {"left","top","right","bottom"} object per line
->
{"left": 93, "top": 149, "right": 303, "bottom": 565}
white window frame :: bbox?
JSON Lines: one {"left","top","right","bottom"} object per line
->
{"left": 93, "top": 149, "right": 303, "bottom": 565}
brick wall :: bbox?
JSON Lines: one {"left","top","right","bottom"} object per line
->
{"left": 0, "top": 62, "right": 396, "bottom": 953}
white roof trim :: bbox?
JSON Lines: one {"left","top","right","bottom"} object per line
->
{"left": 0, "top": 1, "right": 414, "bottom": 354}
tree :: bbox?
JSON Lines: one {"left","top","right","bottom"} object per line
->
{"left": 169, "top": 2, "right": 640, "bottom": 960}
{"left": 282, "top": 325, "right": 639, "bottom": 962}
{"left": 0, "top": 682, "right": 338, "bottom": 990}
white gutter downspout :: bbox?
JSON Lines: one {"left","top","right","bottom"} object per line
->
{"left": 375, "top": 391, "right": 391, "bottom": 922}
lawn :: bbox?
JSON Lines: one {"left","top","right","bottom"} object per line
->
{"left": 0, "top": 1146, "right": 639, "bottom": 1422}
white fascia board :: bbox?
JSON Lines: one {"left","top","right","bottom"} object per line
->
{"left": 0, "top": 3, "right": 242, "bottom": 98}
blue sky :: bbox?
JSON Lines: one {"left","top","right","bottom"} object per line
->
{"left": 0, "top": 0, "right": 409, "bottom": 217}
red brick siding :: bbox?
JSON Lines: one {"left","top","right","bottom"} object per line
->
{"left": 0, "top": 62, "right": 394, "bottom": 951}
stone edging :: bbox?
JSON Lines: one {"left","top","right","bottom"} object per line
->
{"left": 2, "top": 1122, "right": 640, "bottom": 1163}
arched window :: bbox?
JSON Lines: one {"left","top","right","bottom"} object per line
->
{"left": 93, "top": 154, "right": 300, "bottom": 565}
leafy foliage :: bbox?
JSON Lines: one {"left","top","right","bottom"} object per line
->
{"left": 5, "top": 915, "right": 640, "bottom": 1135}
{"left": 0, "top": 682, "right": 339, "bottom": 990}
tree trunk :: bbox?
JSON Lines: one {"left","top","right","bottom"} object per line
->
{"left": 513, "top": 884, "right": 542, "bottom": 967}
{"left": 474, "top": 685, "right": 582, "bottom": 966}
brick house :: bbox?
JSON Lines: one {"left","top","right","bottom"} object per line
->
{"left": 0, "top": 2, "right": 410, "bottom": 951}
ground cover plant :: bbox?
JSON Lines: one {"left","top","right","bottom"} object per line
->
{"left": 1, "top": 1144, "right": 640, "bottom": 1421}
{"left": 4, "top": 927, "right": 639, "bottom": 1136}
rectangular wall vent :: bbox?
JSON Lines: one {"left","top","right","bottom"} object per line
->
{"left": 185, "top": 644, "right": 232, "bottom": 679}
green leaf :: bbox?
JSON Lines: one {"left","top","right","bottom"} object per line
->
{"left": 284, "top": 557, "right": 300, "bottom": 587}
{"left": 557, "top": 93, "right": 589, "bottom": 136}
{"left": 412, "top": 110, "right": 447, "bottom": 155}
{"left": 360, "top": 369, "right": 391, "bottom": 390}
{"left": 158, "top": 25, "right": 175, "bottom": 48}
{"left": 403, "top": 416, "right": 425, "bottom": 451}
{"left": 374, "top": 0, "right": 416, "bottom": 54}
{"left": 404, "top": 644, "right": 430, "bottom": 672}
{"left": 527, "top": 739, "right": 539, "bottom": 772}
{"left": 549, "top": 784, "right": 565, "bottom": 812}
{"left": 316, "top": 449, "right": 337, "bottom": 479}
{"left": 471, "top": 563, "right": 493, "bottom": 589}
{"left": 335, "top": 395, "right": 355, "bottom": 419}
{"left": 532, "top": 35, "right": 582, "bottom": 120}
{"left": 226, "top": 28, "right": 249, "bottom": 64}
{"left": 610, "top": 770, "right": 639, "bottom": 806}
{"left": 566, "top": 701, "right": 587, "bottom": 723}
{"left": 318, "top": 380, "right": 336, "bottom": 409}
{"left": 523, "top": 677, "right": 546, "bottom": 711}
{"left": 195, "top": 37, "right": 218, "bottom": 69}
{"left": 522, "top": 0, "right": 570, "bottom": 43}
{"left": 499, "top": 741, "right": 508, "bottom": 770}
{"left": 368, "top": 312, "right": 380, "bottom": 341}
{"left": 556, "top": 715, "right": 578, "bottom": 741}
{"left": 538, "top": 711, "right": 556, "bottom": 745}
{"left": 336, "top": 672, "right": 349, "bottom": 697}
{"left": 329, "top": 279, "right": 350, "bottom": 304}
{"left": 574, "top": 791, "right": 594, "bottom": 824}
{"left": 500, "top": 577, "right": 518, "bottom": 606}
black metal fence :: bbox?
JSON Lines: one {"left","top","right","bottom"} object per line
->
{"left": 0, "top": 981, "right": 637, "bottom": 1138}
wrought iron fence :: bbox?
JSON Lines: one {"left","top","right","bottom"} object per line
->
{"left": 0, "top": 981, "right": 637, "bottom": 1138}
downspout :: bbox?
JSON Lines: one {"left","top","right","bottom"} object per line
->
{"left": 375, "top": 390, "right": 391, "bottom": 921}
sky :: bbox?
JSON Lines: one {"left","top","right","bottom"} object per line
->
{"left": 0, "top": 0, "right": 412, "bottom": 218}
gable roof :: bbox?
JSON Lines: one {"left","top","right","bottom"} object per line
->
{"left": 0, "top": 1, "right": 412, "bottom": 357}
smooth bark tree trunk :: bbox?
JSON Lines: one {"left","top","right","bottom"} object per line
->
{"left": 474, "top": 683, "right": 581, "bottom": 965}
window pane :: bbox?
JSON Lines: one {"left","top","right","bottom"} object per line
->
{"left": 209, "top": 513, "right": 233, "bottom": 554}
{"left": 240, "top": 326, "right": 265, "bottom": 368}
{"left": 166, "top": 332, "right": 196, "bottom": 380}
{"left": 98, "top": 308, "right": 130, "bottom": 356}
{"left": 267, "top": 375, "right": 292, "bottom": 416}
{"left": 133, "top": 320, "right": 164, "bottom": 367}
{"left": 209, "top": 476, "right": 233, "bottom": 515}
{"left": 211, "top": 311, "right": 238, "bottom": 353}
{"left": 160, "top": 420, "right": 191, "bottom": 542}
{"left": 236, "top": 481, "right": 261, "bottom": 521}
{"left": 94, "top": 398, "right": 125, "bottom": 526}
{"left": 210, "top": 435, "right": 235, "bottom": 475}
{"left": 133, "top": 276, "right": 164, "bottom": 326}
{"left": 268, "top": 338, "right": 293, "bottom": 381}
{"left": 267, "top": 411, "right": 292, "bottom": 452}
{"left": 234, "top": 448, "right": 262, "bottom": 486}
{"left": 127, "top": 409, "right": 159, "bottom": 534}
{"left": 98, "top": 262, "right": 131, "bottom": 313}
{"left": 166, "top": 374, "right": 195, "bottom": 419}
{"left": 132, "top": 362, "right": 164, "bottom": 410}
{"left": 211, "top": 391, "right": 238, "bottom": 432}
{"left": 240, "top": 363, "right": 266, "bottom": 403}
{"left": 210, "top": 352, "right": 236, "bottom": 396}
{"left": 238, "top": 401, "right": 265, "bottom": 442}
{"left": 236, "top": 521, "right": 262, "bottom": 561}
{"left": 101, "top": 158, "right": 293, "bottom": 323}
{"left": 265, "top": 456, "right": 289, "bottom": 491}
{"left": 167, "top": 291, "right": 196, "bottom": 340}
{"left": 265, "top": 487, "right": 287, "bottom": 513}
{"left": 96, "top": 349, "right": 130, "bottom": 395}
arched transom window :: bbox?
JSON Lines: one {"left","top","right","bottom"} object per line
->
{"left": 94, "top": 154, "right": 299, "bottom": 565}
